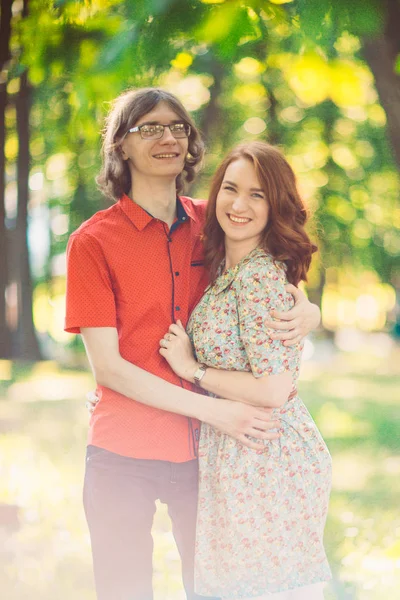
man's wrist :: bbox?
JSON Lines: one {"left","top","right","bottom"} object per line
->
{"left": 311, "top": 303, "right": 321, "bottom": 330}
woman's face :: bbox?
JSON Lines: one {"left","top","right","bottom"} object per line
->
{"left": 216, "top": 158, "right": 269, "bottom": 249}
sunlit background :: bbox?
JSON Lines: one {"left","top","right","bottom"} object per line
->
{"left": 0, "top": 0, "right": 399, "bottom": 599}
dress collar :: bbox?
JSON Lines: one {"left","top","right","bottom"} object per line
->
{"left": 210, "top": 247, "right": 267, "bottom": 295}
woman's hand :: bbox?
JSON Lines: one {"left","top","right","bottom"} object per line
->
{"left": 265, "top": 284, "right": 321, "bottom": 346}
{"left": 85, "top": 390, "right": 100, "bottom": 414}
{"left": 159, "top": 320, "right": 199, "bottom": 382}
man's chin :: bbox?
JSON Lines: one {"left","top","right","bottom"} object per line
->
{"left": 155, "top": 166, "right": 185, "bottom": 178}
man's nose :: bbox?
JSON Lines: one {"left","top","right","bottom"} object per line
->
{"left": 160, "top": 126, "right": 176, "bottom": 143}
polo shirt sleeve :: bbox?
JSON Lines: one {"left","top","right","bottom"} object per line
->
{"left": 65, "top": 232, "right": 117, "bottom": 334}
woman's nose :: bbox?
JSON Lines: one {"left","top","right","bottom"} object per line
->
{"left": 232, "top": 194, "right": 248, "bottom": 212}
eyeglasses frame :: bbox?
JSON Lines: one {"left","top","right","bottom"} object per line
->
{"left": 124, "top": 122, "right": 191, "bottom": 140}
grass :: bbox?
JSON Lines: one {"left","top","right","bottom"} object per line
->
{"left": 0, "top": 345, "right": 399, "bottom": 600}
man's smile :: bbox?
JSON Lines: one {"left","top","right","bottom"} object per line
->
{"left": 153, "top": 152, "right": 180, "bottom": 159}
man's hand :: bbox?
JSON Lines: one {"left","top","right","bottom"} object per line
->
{"left": 265, "top": 284, "right": 321, "bottom": 347}
{"left": 203, "top": 397, "right": 280, "bottom": 451}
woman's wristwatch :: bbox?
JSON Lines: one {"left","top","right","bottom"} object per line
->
{"left": 193, "top": 364, "right": 208, "bottom": 387}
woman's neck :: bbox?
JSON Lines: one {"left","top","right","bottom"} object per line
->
{"left": 224, "top": 239, "right": 260, "bottom": 270}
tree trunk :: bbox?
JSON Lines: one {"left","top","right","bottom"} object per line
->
{"left": 13, "top": 38, "right": 41, "bottom": 359}
{"left": 363, "top": 0, "right": 400, "bottom": 171}
{"left": 0, "top": 0, "right": 13, "bottom": 358}
{"left": 191, "top": 56, "right": 224, "bottom": 197}
{"left": 198, "top": 58, "right": 224, "bottom": 149}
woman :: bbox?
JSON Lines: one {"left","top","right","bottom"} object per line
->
{"left": 160, "top": 141, "right": 332, "bottom": 600}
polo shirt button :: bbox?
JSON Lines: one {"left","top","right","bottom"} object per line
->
{"left": 175, "top": 271, "right": 180, "bottom": 276}
{"left": 175, "top": 306, "right": 180, "bottom": 311}
{"left": 182, "top": 217, "right": 186, "bottom": 221}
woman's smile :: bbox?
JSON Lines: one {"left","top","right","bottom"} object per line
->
{"left": 227, "top": 213, "right": 252, "bottom": 225}
{"left": 216, "top": 158, "right": 269, "bottom": 264}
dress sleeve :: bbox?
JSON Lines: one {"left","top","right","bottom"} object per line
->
{"left": 64, "top": 232, "right": 117, "bottom": 334}
{"left": 236, "top": 257, "right": 302, "bottom": 378}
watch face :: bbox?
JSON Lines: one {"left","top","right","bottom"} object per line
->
{"left": 194, "top": 365, "right": 206, "bottom": 384}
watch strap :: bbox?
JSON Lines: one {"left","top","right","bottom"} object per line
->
{"left": 193, "top": 364, "right": 208, "bottom": 387}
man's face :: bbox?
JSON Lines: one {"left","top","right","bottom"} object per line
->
{"left": 121, "top": 101, "right": 189, "bottom": 185}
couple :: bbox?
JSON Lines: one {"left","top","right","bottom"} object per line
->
{"left": 65, "top": 87, "right": 331, "bottom": 600}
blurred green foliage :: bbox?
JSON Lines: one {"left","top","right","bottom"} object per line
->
{"left": 4, "top": 0, "right": 399, "bottom": 345}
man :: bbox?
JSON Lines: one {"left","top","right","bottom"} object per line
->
{"left": 65, "top": 88, "right": 320, "bottom": 600}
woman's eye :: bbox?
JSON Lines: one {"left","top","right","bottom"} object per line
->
{"left": 222, "top": 185, "right": 235, "bottom": 192}
{"left": 252, "top": 192, "right": 264, "bottom": 199}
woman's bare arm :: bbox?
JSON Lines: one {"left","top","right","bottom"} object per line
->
{"left": 81, "top": 326, "right": 281, "bottom": 449}
{"left": 159, "top": 322, "right": 293, "bottom": 409}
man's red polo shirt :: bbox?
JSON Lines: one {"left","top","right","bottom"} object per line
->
{"left": 65, "top": 194, "right": 208, "bottom": 462}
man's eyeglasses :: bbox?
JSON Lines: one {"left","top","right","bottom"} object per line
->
{"left": 125, "top": 122, "right": 191, "bottom": 140}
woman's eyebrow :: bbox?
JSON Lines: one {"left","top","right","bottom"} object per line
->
{"left": 223, "top": 180, "right": 264, "bottom": 193}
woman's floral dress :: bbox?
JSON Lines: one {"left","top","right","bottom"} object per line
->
{"left": 187, "top": 248, "right": 332, "bottom": 599}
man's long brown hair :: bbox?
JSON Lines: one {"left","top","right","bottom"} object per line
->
{"left": 97, "top": 88, "right": 204, "bottom": 201}
{"left": 203, "top": 142, "right": 317, "bottom": 286}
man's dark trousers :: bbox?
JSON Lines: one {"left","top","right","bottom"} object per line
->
{"left": 84, "top": 445, "right": 219, "bottom": 600}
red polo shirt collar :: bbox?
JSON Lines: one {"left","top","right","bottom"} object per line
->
{"left": 119, "top": 193, "right": 198, "bottom": 231}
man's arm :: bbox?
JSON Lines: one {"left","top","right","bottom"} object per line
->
{"left": 266, "top": 284, "right": 321, "bottom": 346}
{"left": 81, "top": 327, "right": 280, "bottom": 450}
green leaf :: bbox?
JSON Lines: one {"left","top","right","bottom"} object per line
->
{"left": 296, "top": 0, "right": 332, "bottom": 42}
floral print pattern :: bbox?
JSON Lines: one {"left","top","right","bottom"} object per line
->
{"left": 187, "top": 248, "right": 332, "bottom": 599}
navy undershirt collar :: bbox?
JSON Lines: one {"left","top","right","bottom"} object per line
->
{"left": 144, "top": 197, "right": 189, "bottom": 233}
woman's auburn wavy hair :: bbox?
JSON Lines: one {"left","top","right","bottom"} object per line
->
{"left": 96, "top": 88, "right": 205, "bottom": 201}
{"left": 203, "top": 141, "right": 317, "bottom": 286}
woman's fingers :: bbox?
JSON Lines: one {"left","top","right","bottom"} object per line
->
{"left": 168, "top": 323, "right": 182, "bottom": 335}
{"left": 85, "top": 390, "right": 99, "bottom": 414}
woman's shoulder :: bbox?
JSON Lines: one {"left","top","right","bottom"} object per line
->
{"left": 236, "top": 248, "right": 287, "bottom": 286}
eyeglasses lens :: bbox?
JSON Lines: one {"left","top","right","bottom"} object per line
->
{"left": 140, "top": 123, "right": 190, "bottom": 139}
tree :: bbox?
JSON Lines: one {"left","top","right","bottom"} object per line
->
{"left": 362, "top": 0, "right": 400, "bottom": 169}
{"left": 0, "top": 0, "right": 13, "bottom": 358}
{"left": 14, "top": 61, "right": 42, "bottom": 359}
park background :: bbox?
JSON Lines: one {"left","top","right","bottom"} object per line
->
{"left": 0, "top": 0, "right": 399, "bottom": 598}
